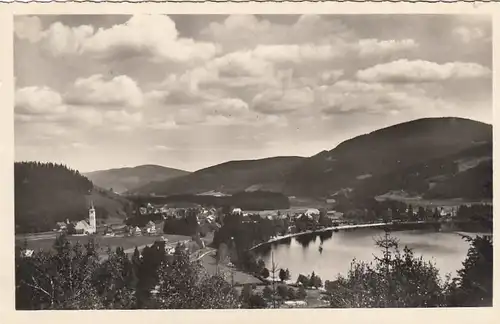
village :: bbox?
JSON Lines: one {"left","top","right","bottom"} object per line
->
{"left": 18, "top": 196, "right": 488, "bottom": 309}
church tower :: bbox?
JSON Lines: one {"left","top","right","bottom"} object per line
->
{"left": 89, "top": 201, "right": 96, "bottom": 234}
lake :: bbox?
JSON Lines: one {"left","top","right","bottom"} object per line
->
{"left": 256, "top": 228, "right": 478, "bottom": 282}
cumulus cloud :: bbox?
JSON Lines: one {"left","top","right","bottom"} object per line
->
{"left": 15, "top": 86, "right": 66, "bottom": 115}
{"left": 14, "top": 16, "right": 43, "bottom": 43}
{"left": 200, "top": 14, "right": 352, "bottom": 51}
{"left": 252, "top": 87, "right": 315, "bottom": 115}
{"left": 452, "top": 26, "right": 487, "bottom": 43}
{"left": 320, "top": 70, "right": 345, "bottom": 84}
{"left": 356, "top": 59, "right": 491, "bottom": 83}
{"left": 65, "top": 74, "right": 144, "bottom": 109}
{"left": 17, "top": 15, "right": 218, "bottom": 64}
{"left": 354, "top": 39, "right": 418, "bottom": 57}
{"left": 14, "top": 14, "right": 492, "bottom": 171}
{"left": 41, "top": 22, "right": 95, "bottom": 57}
{"left": 320, "top": 85, "right": 455, "bottom": 117}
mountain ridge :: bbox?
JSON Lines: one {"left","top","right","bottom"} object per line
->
{"left": 131, "top": 117, "right": 492, "bottom": 202}
{"left": 84, "top": 164, "right": 190, "bottom": 194}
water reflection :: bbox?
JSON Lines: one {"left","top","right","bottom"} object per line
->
{"left": 255, "top": 228, "right": 475, "bottom": 282}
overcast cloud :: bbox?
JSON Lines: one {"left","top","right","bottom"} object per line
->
{"left": 14, "top": 14, "right": 492, "bottom": 172}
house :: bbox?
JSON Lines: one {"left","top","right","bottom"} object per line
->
{"left": 74, "top": 220, "right": 92, "bottom": 234}
{"left": 144, "top": 221, "right": 156, "bottom": 235}
{"left": 305, "top": 208, "right": 321, "bottom": 221}
{"left": 134, "top": 226, "right": 142, "bottom": 236}
{"left": 21, "top": 249, "right": 34, "bottom": 257}
{"left": 327, "top": 210, "right": 344, "bottom": 220}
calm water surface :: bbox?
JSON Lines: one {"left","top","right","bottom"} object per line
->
{"left": 257, "top": 229, "right": 476, "bottom": 282}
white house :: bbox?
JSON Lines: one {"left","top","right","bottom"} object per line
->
{"left": 305, "top": 208, "right": 321, "bottom": 221}
{"left": 74, "top": 220, "right": 92, "bottom": 234}
{"left": 145, "top": 221, "right": 156, "bottom": 234}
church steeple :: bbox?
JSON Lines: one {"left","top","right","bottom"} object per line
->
{"left": 88, "top": 200, "right": 96, "bottom": 234}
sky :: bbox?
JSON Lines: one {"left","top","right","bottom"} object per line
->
{"left": 14, "top": 14, "right": 492, "bottom": 173}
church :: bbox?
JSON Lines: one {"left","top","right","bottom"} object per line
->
{"left": 73, "top": 201, "right": 97, "bottom": 235}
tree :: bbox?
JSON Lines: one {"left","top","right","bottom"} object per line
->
{"left": 446, "top": 235, "right": 493, "bottom": 307}
{"left": 262, "top": 286, "right": 273, "bottom": 300}
{"left": 277, "top": 284, "right": 288, "bottom": 300}
{"left": 247, "top": 293, "right": 267, "bottom": 309}
{"left": 279, "top": 268, "right": 287, "bottom": 282}
{"left": 240, "top": 284, "right": 253, "bottom": 304}
{"left": 16, "top": 235, "right": 104, "bottom": 309}
{"left": 325, "top": 230, "right": 447, "bottom": 308}
{"left": 407, "top": 204, "right": 414, "bottom": 220}
{"left": 296, "top": 274, "right": 309, "bottom": 287}
{"left": 309, "top": 272, "right": 322, "bottom": 288}
{"left": 285, "top": 269, "right": 291, "bottom": 281}
{"left": 297, "top": 286, "right": 307, "bottom": 300}
{"left": 66, "top": 222, "right": 76, "bottom": 235}
{"left": 261, "top": 267, "right": 270, "bottom": 279}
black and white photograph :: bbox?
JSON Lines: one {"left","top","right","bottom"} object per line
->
{"left": 13, "top": 13, "right": 493, "bottom": 310}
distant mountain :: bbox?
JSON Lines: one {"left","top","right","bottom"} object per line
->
{"left": 84, "top": 164, "right": 190, "bottom": 194}
{"left": 284, "top": 117, "right": 492, "bottom": 200}
{"left": 130, "top": 118, "right": 492, "bottom": 202}
{"left": 15, "top": 162, "right": 134, "bottom": 233}
{"left": 127, "top": 156, "right": 305, "bottom": 196}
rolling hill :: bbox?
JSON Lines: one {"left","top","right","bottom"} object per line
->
{"left": 283, "top": 117, "right": 492, "bottom": 200}
{"left": 131, "top": 117, "right": 492, "bottom": 203}
{"left": 84, "top": 164, "right": 190, "bottom": 194}
{"left": 127, "top": 156, "right": 305, "bottom": 196}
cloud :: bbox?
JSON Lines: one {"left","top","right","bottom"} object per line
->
{"left": 252, "top": 87, "right": 315, "bottom": 115}
{"left": 14, "top": 16, "right": 43, "bottom": 43}
{"left": 200, "top": 14, "right": 352, "bottom": 51}
{"left": 320, "top": 70, "right": 345, "bottom": 84}
{"left": 319, "top": 80, "right": 456, "bottom": 117}
{"left": 41, "top": 22, "right": 95, "bottom": 57}
{"left": 356, "top": 59, "right": 491, "bottom": 83}
{"left": 65, "top": 74, "right": 144, "bottom": 109}
{"left": 201, "top": 15, "right": 417, "bottom": 64}
{"left": 354, "top": 39, "right": 418, "bottom": 57}
{"left": 15, "top": 86, "right": 66, "bottom": 115}
{"left": 452, "top": 26, "right": 486, "bottom": 43}
{"left": 19, "top": 15, "right": 218, "bottom": 64}
{"left": 148, "top": 145, "right": 174, "bottom": 151}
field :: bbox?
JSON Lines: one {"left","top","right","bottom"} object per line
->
{"left": 17, "top": 233, "right": 191, "bottom": 256}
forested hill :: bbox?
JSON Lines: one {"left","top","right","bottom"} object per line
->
{"left": 283, "top": 117, "right": 492, "bottom": 199}
{"left": 15, "top": 162, "right": 132, "bottom": 234}
{"left": 84, "top": 164, "right": 190, "bottom": 194}
{"left": 128, "top": 156, "right": 305, "bottom": 196}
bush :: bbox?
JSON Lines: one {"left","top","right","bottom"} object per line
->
{"left": 277, "top": 284, "right": 288, "bottom": 300}
{"left": 262, "top": 286, "right": 273, "bottom": 299}
{"left": 297, "top": 286, "right": 307, "bottom": 300}
{"left": 287, "top": 287, "right": 297, "bottom": 300}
